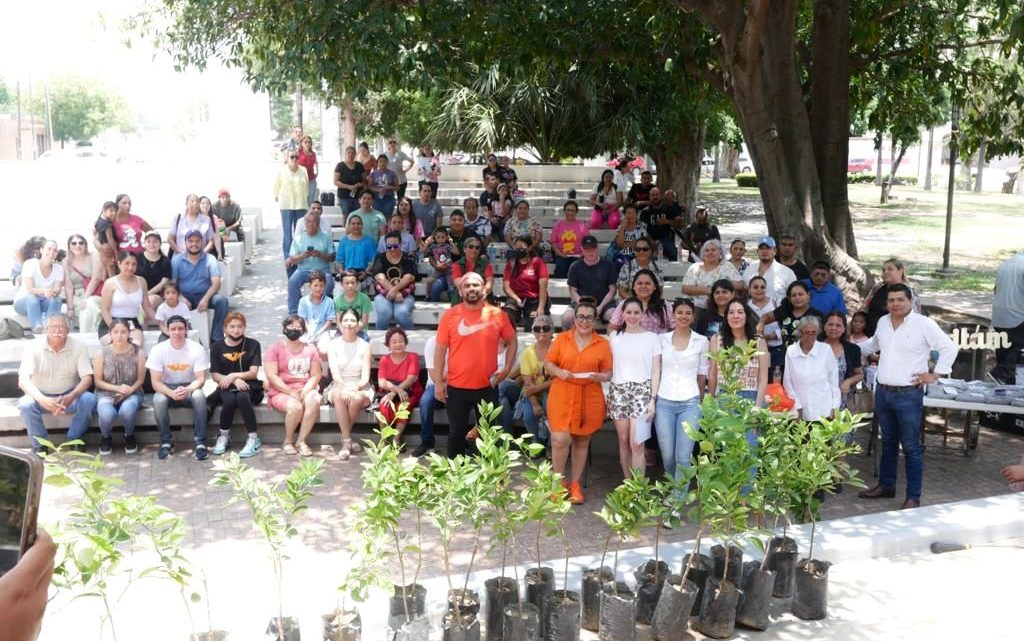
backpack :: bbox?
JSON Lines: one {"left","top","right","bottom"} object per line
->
{"left": 0, "top": 318, "right": 26, "bottom": 340}
{"left": 320, "top": 192, "right": 335, "bottom": 207}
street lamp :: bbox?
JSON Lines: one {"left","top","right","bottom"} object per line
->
{"left": 936, "top": 97, "right": 960, "bottom": 277}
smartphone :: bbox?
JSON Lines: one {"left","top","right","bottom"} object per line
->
{"left": 0, "top": 445, "right": 44, "bottom": 576}
{"left": 306, "top": 245, "right": 315, "bottom": 253}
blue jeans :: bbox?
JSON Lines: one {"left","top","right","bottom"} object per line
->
{"left": 280, "top": 209, "right": 305, "bottom": 259}
{"left": 97, "top": 392, "right": 143, "bottom": 437}
{"left": 14, "top": 295, "right": 64, "bottom": 329}
{"left": 18, "top": 390, "right": 97, "bottom": 450}
{"left": 181, "top": 292, "right": 229, "bottom": 342}
{"left": 338, "top": 197, "right": 358, "bottom": 216}
{"left": 373, "top": 294, "right": 414, "bottom": 329}
{"left": 657, "top": 236, "right": 679, "bottom": 262}
{"left": 373, "top": 195, "right": 395, "bottom": 217}
{"left": 497, "top": 379, "right": 520, "bottom": 433}
{"left": 553, "top": 255, "right": 578, "bottom": 279}
{"left": 418, "top": 382, "right": 444, "bottom": 446}
{"left": 153, "top": 387, "right": 209, "bottom": 445}
{"left": 875, "top": 385, "right": 924, "bottom": 500}
{"left": 287, "top": 269, "right": 335, "bottom": 314}
{"left": 522, "top": 393, "right": 549, "bottom": 444}
{"left": 654, "top": 396, "right": 702, "bottom": 482}
{"left": 307, "top": 181, "right": 318, "bottom": 207}
{"left": 428, "top": 271, "right": 450, "bottom": 302}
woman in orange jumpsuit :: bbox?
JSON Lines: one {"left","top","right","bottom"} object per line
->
{"left": 545, "top": 298, "right": 613, "bottom": 505}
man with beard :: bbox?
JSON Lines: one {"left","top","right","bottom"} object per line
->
{"left": 172, "top": 230, "right": 229, "bottom": 342}
{"left": 433, "top": 272, "right": 517, "bottom": 458}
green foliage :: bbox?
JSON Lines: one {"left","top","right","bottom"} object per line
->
{"left": 43, "top": 76, "right": 134, "bottom": 143}
{"left": 42, "top": 440, "right": 195, "bottom": 639}
{"left": 0, "top": 77, "right": 10, "bottom": 110}
{"left": 270, "top": 92, "right": 296, "bottom": 139}
{"left": 211, "top": 453, "right": 324, "bottom": 631}
{"left": 355, "top": 89, "right": 442, "bottom": 148}
{"left": 847, "top": 173, "right": 876, "bottom": 184}
{"left": 735, "top": 173, "right": 759, "bottom": 188}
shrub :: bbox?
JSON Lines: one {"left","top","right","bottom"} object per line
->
{"left": 736, "top": 172, "right": 759, "bottom": 188}
{"left": 847, "top": 173, "right": 874, "bottom": 184}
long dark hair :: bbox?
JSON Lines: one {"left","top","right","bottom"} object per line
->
{"left": 631, "top": 269, "right": 669, "bottom": 329}
{"left": 707, "top": 278, "right": 735, "bottom": 315}
{"left": 596, "top": 169, "right": 616, "bottom": 193}
{"left": 509, "top": 236, "right": 535, "bottom": 278}
{"left": 720, "top": 300, "right": 759, "bottom": 348}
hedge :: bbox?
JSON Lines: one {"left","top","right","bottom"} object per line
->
{"left": 736, "top": 172, "right": 758, "bottom": 188}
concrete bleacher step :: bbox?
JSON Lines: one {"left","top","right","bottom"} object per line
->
{"left": 0, "top": 329, "right": 203, "bottom": 363}
{"left": 367, "top": 302, "right": 572, "bottom": 329}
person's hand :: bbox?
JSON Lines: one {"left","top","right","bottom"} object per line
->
{"left": 218, "top": 376, "right": 232, "bottom": 390}
{"left": 234, "top": 379, "right": 250, "bottom": 392}
{"left": 646, "top": 399, "right": 656, "bottom": 421}
{"left": 840, "top": 380, "right": 853, "bottom": 395}
{"left": 396, "top": 387, "right": 409, "bottom": 403}
{"left": 171, "top": 386, "right": 189, "bottom": 401}
{"left": 38, "top": 397, "right": 61, "bottom": 415}
{"left": 0, "top": 527, "right": 55, "bottom": 641}
{"left": 1001, "top": 464, "right": 1024, "bottom": 483}
{"left": 118, "top": 384, "right": 133, "bottom": 397}
{"left": 466, "top": 426, "right": 479, "bottom": 440}
{"left": 529, "top": 310, "right": 538, "bottom": 319}
{"left": 911, "top": 372, "right": 938, "bottom": 387}
{"left": 588, "top": 373, "right": 605, "bottom": 383}
{"left": 554, "top": 368, "right": 571, "bottom": 381}
{"left": 435, "top": 382, "right": 447, "bottom": 403}
{"left": 197, "top": 299, "right": 209, "bottom": 313}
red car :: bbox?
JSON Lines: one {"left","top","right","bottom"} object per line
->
{"left": 848, "top": 157, "right": 874, "bottom": 173}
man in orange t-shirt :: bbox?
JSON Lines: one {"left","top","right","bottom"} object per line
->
{"left": 434, "top": 272, "right": 517, "bottom": 457}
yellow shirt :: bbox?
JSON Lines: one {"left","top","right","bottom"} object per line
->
{"left": 274, "top": 166, "right": 309, "bottom": 210}
{"left": 20, "top": 338, "right": 93, "bottom": 395}
{"left": 519, "top": 344, "right": 549, "bottom": 383}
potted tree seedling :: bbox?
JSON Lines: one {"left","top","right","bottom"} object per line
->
{"left": 691, "top": 344, "right": 760, "bottom": 640}
{"left": 632, "top": 478, "right": 671, "bottom": 625}
{"left": 521, "top": 455, "right": 570, "bottom": 641}
{"left": 593, "top": 475, "right": 657, "bottom": 641}
{"left": 212, "top": 453, "right": 325, "bottom": 641}
{"left": 788, "top": 411, "right": 863, "bottom": 621}
{"left": 545, "top": 517, "right": 581, "bottom": 641}
{"left": 42, "top": 440, "right": 206, "bottom": 641}
{"left": 649, "top": 464, "right": 701, "bottom": 641}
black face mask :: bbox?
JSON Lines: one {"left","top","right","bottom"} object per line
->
{"left": 283, "top": 328, "right": 303, "bottom": 341}
{"left": 510, "top": 249, "right": 525, "bottom": 260}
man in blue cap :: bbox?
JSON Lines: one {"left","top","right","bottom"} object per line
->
{"left": 172, "top": 229, "right": 229, "bottom": 342}
{"left": 742, "top": 235, "right": 796, "bottom": 302}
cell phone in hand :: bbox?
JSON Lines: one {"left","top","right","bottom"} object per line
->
{"left": 0, "top": 445, "right": 43, "bottom": 575}
{"left": 306, "top": 246, "right": 315, "bottom": 253}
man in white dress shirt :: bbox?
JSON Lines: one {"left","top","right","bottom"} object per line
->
{"left": 742, "top": 236, "right": 796, "bottom": 303}
{"left": 857, "top": 284, "right": 958, "bottom": 509}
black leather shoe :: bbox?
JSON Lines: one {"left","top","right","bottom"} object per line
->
{"left": 901, "top": 499, "right": 920, "bottom": 510}
{"left": 858, "top": 485, "right": 896, "bottom": 499}
{"left": 411, "top": 442, "right": 434, "bottom": 458}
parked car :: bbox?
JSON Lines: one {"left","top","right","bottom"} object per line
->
{"left": 847, "top": 157, "right": 874, "bottom": 173}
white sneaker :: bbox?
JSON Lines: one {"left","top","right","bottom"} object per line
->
{"left": 212, "top": 433, "right": 231, "bottom": 455}
{"left": 239, "top": 436, "right": 262, "bottom": 458}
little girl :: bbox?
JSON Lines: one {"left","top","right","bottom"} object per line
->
{"left": 155, "top": 281, "right": 191, "bottom": 339}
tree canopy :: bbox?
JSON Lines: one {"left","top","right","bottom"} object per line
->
{"left": 44, "top": 76, "right": 134, "bottom": 143}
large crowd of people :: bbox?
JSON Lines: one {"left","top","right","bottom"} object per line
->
{"left": 13, "top": 134, "right": 969, "bottom": 512}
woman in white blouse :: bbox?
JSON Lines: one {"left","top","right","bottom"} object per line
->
{"left": 681, "top": 239, "right": 743, "bottom": 309}
{"left": 13, "top": 239, "right": 64, "bottom": 333}
{"left": 654, "top": 298, "right": 709, "bottom": 482}
{"left": 783, "top": 316, "right": 840, "bottom": 421}
{"left": 609, "top": 297, "right": 663, "bottom": 479}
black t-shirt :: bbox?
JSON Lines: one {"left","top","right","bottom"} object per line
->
{"left": 447, "top": 228, "right": 481, "bottom": 258}
{"left": 95, "top": 216, "right": 113, "bottom": 245}
{"left": 695, "top": 308, "right": 726, "bottom": 338}
{"left": 334, "top": 161, "right": 365, "bottom": 199}
{"left": 372, "top": 253, "right": 419, "bottom": 284}
{"left": 783, "top": 259, "right": 810, "bottom": 281}
{"left": 567, "top": 257, "right": 617, "bottom": 303}
{"left": 479, "top": 189, "right": 498, "bottom": 210}
{"left": 639, "top": 203, "right": 680, "bottom": 240}
{"left": 498, "top": 166, "right": 518, "bottom": 185}
{"left": 773, "top": 299, "right": 826, "bottom": 347}
{"left": 136, "top": 252, "right": 172, "bottom": 291}
{"left": 210, "top": 337, "right": 264, "bottom": 391}
{"left": 681, "top": 222, "right": 721, "bottom": 261}
{"left": 627, "top": 183, "right": 653, "bottom": 205}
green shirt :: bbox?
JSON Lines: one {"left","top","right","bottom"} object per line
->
{"left": 334, "top": 290, "right": 373, "bottom": 318}
{"left": 347, "top": 210, "right": 387, "bottom": 242}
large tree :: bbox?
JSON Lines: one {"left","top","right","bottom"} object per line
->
{"left": 46, "top": 76, "right": 133, "bottom": 144}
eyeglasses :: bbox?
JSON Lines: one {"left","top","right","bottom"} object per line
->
{"left": 70, "top": 240, "right": 86, "bottom": 246}
{"left": 532, "top": 325, "right": 552, "bottom": 333}
{"left": 289, "top": 155, "right": 298, "bottom": 159}
{"left": 386, "top": 244, "right": 401, "bottom": 250}
{"left": 635, "top": 246, "right": 651, "bottom": 252}
{"left": 466, "top": 244, "right": 481, "bottom": 250}
{"left": 574, "top": 315, "right": 595, "bottom": 323}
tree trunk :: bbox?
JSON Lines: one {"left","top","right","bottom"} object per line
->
{"left": 874, "top": 131, "right": 884, "bottom": 186}
{"left": 880, "top": 142, "right": 907, "bottom": 204}
{"left": 712, "top": 141, "right": 722, "bottom": 182}
{"left": 294, "top": 84, "right": 303, "bottom": 129}
{"left": 809, "top": 0, "right": 856, "bottom": 257}
{"left": 924, "top": 127, "right": 935, "bottom": 190}
{"left": 679, "top": 0, "right": 872, "bottom": 300}
{"left": 651, "top": 123, "right": 705, "bottom": 223}
{"left": 342, "top": 94, "right": 356, "bottom": 149}
{"left": 973, "top": 138, "right": 986, "bottom": 192}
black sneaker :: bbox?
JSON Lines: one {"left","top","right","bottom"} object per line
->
{"left": 124, "top": 434, "right": 138, "bottom": 454}
{"left": 157, "top": 442, "right": 173, "bottom": 460}
{"left": 411, "top": 442, "right": 434, "bottom": 458}
{"left": 99, "top": 436, "right": 113, "bottom": 456}
{"left": 194, "top": 444, "right": 209, "bottom": 461}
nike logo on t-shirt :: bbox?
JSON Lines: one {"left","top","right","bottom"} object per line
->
{"left": 457, "top": 319, "right": 492, "bottom": 336}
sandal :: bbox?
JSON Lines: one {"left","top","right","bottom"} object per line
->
{"left": 282, "top": 443, "right": 298, "bottom": 455}
{"left": 347, "top": 439, "right": 362, "bottom": 454}
{"left": 297, "top": 442, "right": 313, "bottom": 457}
{"left": 336, "top": 447, "right": 351, "bottom": 461}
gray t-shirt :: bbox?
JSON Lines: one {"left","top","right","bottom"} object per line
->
{"left": 412, "top": 199, "right": 444, "bottom": 237}
{"left": 386, "top": 150, "right": 412, "bottom": 185}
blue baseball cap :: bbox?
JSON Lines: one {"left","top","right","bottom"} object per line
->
{"left": 757, "top": 235, "right": 776, "bottom": 248}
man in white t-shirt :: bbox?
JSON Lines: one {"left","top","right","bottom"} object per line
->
{"left": 742, "top": 236, "right": 796, "bottom": 303}
{"left": 147, "top": 315, "right": 211, "bottom": 460}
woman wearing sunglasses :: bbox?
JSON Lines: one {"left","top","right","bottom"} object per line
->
{"left": 450, "top": 238, "right": 494, "bottom": 303}
{"left": 518, "top": 315, "right": 555, "bottom": 453}
{"left": 371, "top": 230, "right": 418, "bottom": 329}
{"left": 63, "top": 234, "right": 106, "bottom": 332}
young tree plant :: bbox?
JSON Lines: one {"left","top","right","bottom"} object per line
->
{"left": 211, "top": 453, "right": 324, "bottom": 641}
{"left": 594, "top": 475, "right": 658, "bottom": 595}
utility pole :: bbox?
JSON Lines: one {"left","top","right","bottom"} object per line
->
{"left": 15, "top": 81, "right": 22, "bottom": 160}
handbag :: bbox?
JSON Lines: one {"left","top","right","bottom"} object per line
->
{"left": 847, "top": 384, "right": 874, "bottom": 415}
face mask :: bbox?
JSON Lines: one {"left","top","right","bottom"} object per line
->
{"left": 510, "top": 249, "right": 525, "bottom": 260}
{"left": 283, "top": 328, "right": 303, "bottom": 341}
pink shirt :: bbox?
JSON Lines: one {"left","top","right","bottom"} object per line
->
{"left": 550, "top": 220, "right": 588, "bottom": 257}
{"left": 266, "top": 341, "right": 320, "bottom": 398}
{"left": 114, "top": 214, "right": 147, "bottom": 254}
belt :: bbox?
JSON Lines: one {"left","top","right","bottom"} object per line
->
{"left": 877, "top": 383, "right": 918, "bottom": 392}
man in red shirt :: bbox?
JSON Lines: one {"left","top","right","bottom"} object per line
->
{"left": 433, "top": 272, "right": 517, "bottom": 457}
